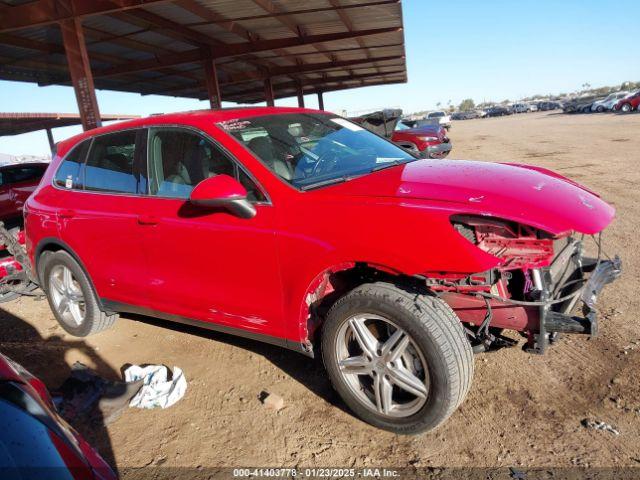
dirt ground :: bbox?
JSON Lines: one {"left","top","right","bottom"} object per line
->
{"left": 1, "top": 111, "right": 639, "bottom": 472}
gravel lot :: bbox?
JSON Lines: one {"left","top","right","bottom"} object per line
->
{"left": 1, "top": 110, "right": 639, "bottom": 473}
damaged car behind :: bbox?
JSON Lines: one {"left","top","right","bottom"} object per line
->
{"left": 21, "top": 107, "right": 620, "bottom": 434}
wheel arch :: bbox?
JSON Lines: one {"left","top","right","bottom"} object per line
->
{"left": 35, "top": 237, "right": 108, "bottom": 312}
{"left": 296, "top": 261, "right": 431, "bottom": 355}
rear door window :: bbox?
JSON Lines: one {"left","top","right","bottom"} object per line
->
{"left": 54, "top": 139, "right": 91, "bottom": 189}
{"left": 84, "top": 130, "right": 148, "bottom": 194}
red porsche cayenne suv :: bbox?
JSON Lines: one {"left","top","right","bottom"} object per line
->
{"left": 25, "top": 107, "right": 620, "bottom": 433}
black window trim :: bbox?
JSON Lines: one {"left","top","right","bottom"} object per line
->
{"left": 145, "top": 124, "right": 271, "bottom": 206}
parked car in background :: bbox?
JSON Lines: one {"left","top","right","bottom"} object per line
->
{"left": 348, "top": 109, "right": 403, "bottom": 138}
{"left": 511, "top": 103, "right": 529, "bottom": 113}
{"left": 0, "top": 162, "right": 47, "bottom": 228}
{"left": 25, "top": 107, "right": 620, "bottom": 434}
{"left": 613, "top": 90, "right": 640, "bottom": 112}
{"left": 563, "top": 94, "right": 606, "bottom": 113}
{"left": 485, "top": 105, "right": 511, "bottom": 117}
{"left": 0, "top": 352, "right": 116, "bottom": 479}
{"left": 537, "top": 101, "right": 561, "bottom": 111}
{"left": 392, "top": 120, "right": 452, "bottom": 158}
{"left": 426, "top": 110, "right": 452, "bottom": 129}
{"left": 591, "top": 91, "right": 629, "bottom": 112}
{"left": 451, "top": 111, "right": 480, "bottom": 120}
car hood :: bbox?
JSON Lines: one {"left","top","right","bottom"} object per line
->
{"left": 322, "top": 159, "right": 615, "bottom": 235}
{"left": 395, "top": 125, "right": 441, "bottom": 135}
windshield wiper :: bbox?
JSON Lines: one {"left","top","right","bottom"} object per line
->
{"left": 371, "top": 159, "right": 408, "bottom": 172}
{"left": 299, "top": 175, "right": 355, "bottom": 191}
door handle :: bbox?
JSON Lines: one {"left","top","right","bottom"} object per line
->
{"left": 137, "top": 215, "right": 159, "bottom": 226}
{"left": 59, "top": 209, "right": 75, "bottom": 219}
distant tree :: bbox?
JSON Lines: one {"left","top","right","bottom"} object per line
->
{"left": 436, "top": 102, "right": 442, "bottom": 108}
{"left": 458, "top": 98, "right": 475, "bottom": 111}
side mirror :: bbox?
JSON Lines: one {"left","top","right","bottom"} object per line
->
{"left": 189, "top": 174, "right": 256, "bottom": 219}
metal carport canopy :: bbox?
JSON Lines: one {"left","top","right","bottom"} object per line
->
{"left": 0, "top": 111, "right": 138, "bottom": 151}
{"left": 0, "top": 0, "right": 407, "bottom": 130}
{"left": 0, "top": 112, "right": 138, "bottom": 136}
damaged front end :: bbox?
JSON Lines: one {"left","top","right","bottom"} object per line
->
{"left": 432, "top": 215, "right": 622, "bottom": 354}
{"left": 0, "top": 221, "right": 39, "bottom": 303}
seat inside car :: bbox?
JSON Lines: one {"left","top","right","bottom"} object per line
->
{"left": 247, "top": 136, "right": 293, "bottom": 181}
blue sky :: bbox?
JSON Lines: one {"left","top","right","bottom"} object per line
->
{"left": 1, "top": 0, "right": 639, "bottom": 156}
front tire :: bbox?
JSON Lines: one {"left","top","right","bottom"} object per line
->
{"left": 41, "top": 250, "right": 117, "bottom": 337}
{"left": 621, "top": 103, "right": 632, "bottom": 112}
{"left": 321, "top": 282, "right": 473, "bottom": 434}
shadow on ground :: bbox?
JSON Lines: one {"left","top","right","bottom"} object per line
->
{"left": 0, "top": 305, "right": 120, "bottom": 472}
{"left": 120, "top": 312, "right": 350, "bottom": 415}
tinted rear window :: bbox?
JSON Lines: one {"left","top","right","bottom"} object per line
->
{"left": 84, "top": 130, "right": 147, "bottom": 194}
{"left": 54, "top": 139, "right": 91, "bottom": 189}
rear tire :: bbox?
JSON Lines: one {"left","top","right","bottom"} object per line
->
{"left": 621, "top": 103, "right": 632, "bottom": 112}
{"left": 40, "top": 250, "right": 117, "bottom": 337}
{"left": 321, "top": 282, "right": 473, "bottom": 434}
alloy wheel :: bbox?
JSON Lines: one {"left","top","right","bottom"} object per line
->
{"left": 335, "top": 314, "right": 429, "bottom": 418}
{"left": 49, "top": 265, "right": 86, "bottom": 326}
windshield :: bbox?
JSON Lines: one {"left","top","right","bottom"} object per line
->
{"left": 220, "top": 113, "right": 414, "bottom": 190}
{"left": 395, "top": 121, "right": 411, "bottom": 131}
{"left": 428, "top": 112, "right": 445, "bottom": 118}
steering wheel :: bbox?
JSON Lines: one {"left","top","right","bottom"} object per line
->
{"left": 309, "top": 147, "right": 338, "bottom": 177}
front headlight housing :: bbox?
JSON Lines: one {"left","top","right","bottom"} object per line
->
{"left": 450, "top": 214, "right": 557, "bottom": 269}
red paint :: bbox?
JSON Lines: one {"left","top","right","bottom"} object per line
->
{"left": 440, "top": 292, "right": 539, "bottom": 332}
{"left": 25, "top": 108, "right": 616, "bottom": 345}
{"left": 391, "top": 124, "right": 449, "bottom": 155}
{"left": 0, "top": 162, "right": 47, "bottom": 222}
{"left": 190, "top": 174, "right": 247, "bottom": 203}
{"left": 0, "top": 353, "right": 116, "bottom": 479}
{"left": 613, "top": 90, "right": 640, "bottom": 111}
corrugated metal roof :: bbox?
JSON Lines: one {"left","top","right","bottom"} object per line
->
{"left": 0, "top": 112, "right": 139, "bottom": 136}
{"left": 0, "top": 0, "right": 407, "bottom": 103}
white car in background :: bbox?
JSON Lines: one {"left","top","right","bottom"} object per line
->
{"left": 426, "top": 110, "right": 452, "bottom": 129}
{"left": 591, "top": 91, "right": 630, "bottom": 112}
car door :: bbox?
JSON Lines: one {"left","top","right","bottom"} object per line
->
{"left": 137, "top": 126, "right": 285, "bottom": 338}
{"left": 53, "top": 129, "right": 152, "bottom": 306}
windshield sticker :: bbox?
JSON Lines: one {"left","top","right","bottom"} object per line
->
{"left": 217, "top": 119, "right": 252, "bottom": 131}
{"left": 330, "top": 118, "right": 364, "bottom": 131}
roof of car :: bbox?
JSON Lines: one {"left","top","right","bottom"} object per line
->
{"left": 58, "top": 106, "right": 324, "bottom": 154}
{"left": 0, "top": 161, "right": 49, "bottom": 170}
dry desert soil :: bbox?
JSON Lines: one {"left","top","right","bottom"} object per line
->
{"left": 1, "top": 110, "right": 639, "bottom": 474}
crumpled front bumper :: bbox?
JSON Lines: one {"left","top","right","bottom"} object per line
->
{"left": 441, "top": 237, "right": 622, "bottom": 354}
{"left": 528, "top": 237, "right": 622, "bottom": 353}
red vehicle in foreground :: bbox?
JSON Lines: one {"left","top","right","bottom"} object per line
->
{"left": 0, "top": 352, "right": 116, "bottom": 479}
{"left": 613, "top": 90, "right": 640, "bottom": 112}
{"left": 23, "top": 107, "right": 620, "bottom": 434}
{"left": 391, "top": 120, "right": 451, "bottom": 158}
